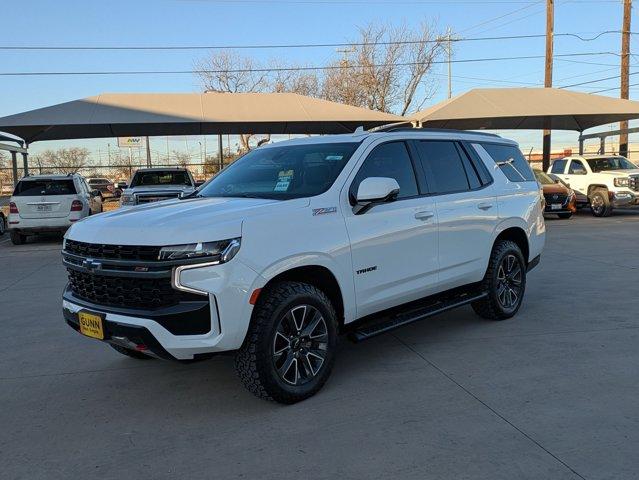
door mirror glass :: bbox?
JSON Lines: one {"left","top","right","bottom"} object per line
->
{"left": 354, "top": 177, "right": 400, "bottom": 214}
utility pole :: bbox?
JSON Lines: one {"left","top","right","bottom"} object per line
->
{"left": 620, "top": 0, "right": 632, "bottom": 158}
{"left": 542, "top": 0, "right": 554, "bottom": 172}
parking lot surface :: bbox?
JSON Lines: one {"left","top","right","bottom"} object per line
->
{"left": 1, "top": 210, "right": 638, "bottom": 480}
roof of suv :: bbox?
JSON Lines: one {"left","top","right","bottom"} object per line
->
{"left": 260, "top": 128, "right": 516, "bottom": 148}
{"left": 18, "top": 174, "right": 80, "bottom": 181}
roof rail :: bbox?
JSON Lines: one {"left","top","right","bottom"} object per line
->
{"left": 372, "top": 126, "right": 502, "bottom": 138}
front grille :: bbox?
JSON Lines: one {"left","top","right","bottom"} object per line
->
{"left": 544, "top": 193, "right": 568, "bottom": 205}
{"left": 629, "top": 175, "right": 639, "bottom": 192}
{"left": 67, "top": 268, "right": 197, "bottom": 309}
{"left": 65, "top": 239, "right": 161, "bottom": 261}
{"left": 136, "top": 194, "right": 180, "bottom": 204}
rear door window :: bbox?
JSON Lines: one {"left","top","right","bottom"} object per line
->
{"left": 480, "top": 143, "right": 535, "bottom": 182}
{"left": 568, "top": 160, "right": 587, "bottom": 174}
{"left": 13, "top": 179, "right": 77, "bottom": 196}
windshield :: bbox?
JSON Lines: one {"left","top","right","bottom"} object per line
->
{"left": 130, "top": 170, "right": 192, "bottom": 187}
{"left": 534, "top": 170, "right": 556, "bottom": 185}
{"left": 13, "top": 179, "right": 77, "bottom": 196}
{"left": 197, "top": 142, "right": 360, "bottom": 200}
{"left": 586, "top": 157, "right": 636, "bottom": 172}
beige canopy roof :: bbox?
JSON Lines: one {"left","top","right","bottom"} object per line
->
{"left": 0, "top": 92, "right": 404, "bottom": 143}
{"left": 414, "top": 88, "right": 639, "bottom": 131}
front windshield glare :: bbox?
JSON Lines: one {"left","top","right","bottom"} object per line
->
{"left": 198, "top": 142, "right": 360, "bottom": 200}
{"left": 587, "top": 157, "right": 637, "bottom": 172}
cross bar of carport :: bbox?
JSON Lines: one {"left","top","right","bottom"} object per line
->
{"left": 578, "top": 126, "right": 639, "bottom": 155}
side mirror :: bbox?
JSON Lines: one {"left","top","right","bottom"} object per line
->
{"left": 91, "top": 189, "right": 101, "bottom": 197}
{"left": 354, "top": 177, "right": 400, "bottom": 215}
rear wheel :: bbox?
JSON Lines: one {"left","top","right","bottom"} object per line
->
{"left": 557, "top": 212, "right": 572, "bottom": 219}
{"left": 109, "top": 344, "right": 154, "bottom": 360}
{"left": 472, "top": 240, "right": 526, "bottom": 320}
{"left": 235, "top": 281, "right": 338, "bottom": 404}
{"left": 590, "top": 188, "right": 612, "bottom": 217}
{"left": 10, "top": 230, "right": 26, "bottom": 245}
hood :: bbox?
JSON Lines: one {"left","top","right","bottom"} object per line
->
{"left": 67, "top": 196, "right": 309, "bottom": 245}
{"left": 541, "top": 183, "right": 570, "bottom": 194}
{"left": 126, "top": 185, "right": 194, "bottom": 194}
{"left": 596, "top": 168, "right": 639, "bottom": 177}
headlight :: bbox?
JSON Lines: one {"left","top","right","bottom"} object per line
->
{"left": 614, "top": 177, "right": 629, "bottom": 187}
{"left": 158, "top": 238, "right": 241, "bottom": 262}
{"left": 120, "top": 194, "right": 135, "bottom": 205}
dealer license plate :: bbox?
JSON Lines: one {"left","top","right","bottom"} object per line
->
{"left": 36, "top": 204, "right": 52, "bottom": 212}
{"left": 78, "top": 311, "right": 104, "bottom": 340}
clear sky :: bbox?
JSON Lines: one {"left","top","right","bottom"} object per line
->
{"left": 0, "top": 0, "right": 635, "bottom": 159}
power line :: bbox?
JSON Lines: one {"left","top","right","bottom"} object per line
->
{"left": 0, "top": 31, "right": 626, "bottom": 51}
{"left": 559, "top": 70, "right": 639, "bottom": 88}
{"left": 0, "top": 52, "right": 620, "bottom": 77}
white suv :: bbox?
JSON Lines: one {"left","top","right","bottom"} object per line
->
{"left": 9, "top": 174, "right": 102, "bottom": 245}
{"left": 548, "top": 155, "right": 639, "bottom": 217}
{"left": 61, "top": 129, "right": 545, "bottom": 403}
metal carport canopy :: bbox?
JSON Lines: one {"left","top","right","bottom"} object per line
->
{"left": 0, "top": 92, "right": 404, "bottom": 144}
{"left": 413, "top": 87, "right": 639, "bottom": 132}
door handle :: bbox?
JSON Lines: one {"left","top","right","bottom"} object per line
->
{"left": 414, "top": 210, "right": 435, "bottom": 220}
{"left": 478, "top": 202, "right": 494, "bottom": 210}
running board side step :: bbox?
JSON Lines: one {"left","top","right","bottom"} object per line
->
{"left": 349, "top": 288, "right": 488, "bottom": 343}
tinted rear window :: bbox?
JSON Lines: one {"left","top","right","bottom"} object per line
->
{"left": 131, "top": 171, "right": 192, "bottom": 187}
{"left": 13, "top": 179, "right": 76, "bottom": 196}
{"left": 481, "top": 143, "right": 535, "bottom": 182}
{"left": 415, "top": 141, "right": 470, "bottom": 193}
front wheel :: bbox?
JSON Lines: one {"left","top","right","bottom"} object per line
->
{"left": 235, "top": 281, "right": 338, "bottom": 404}
{"left": 590, "top": 189, "right": 612, "bottom": 217}
{"left": 472, "top": 240, "right": 526, "bottom": 320}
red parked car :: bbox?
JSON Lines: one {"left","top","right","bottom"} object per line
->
{"left": 534, "top": 169, "right": 576, "bottom": 219}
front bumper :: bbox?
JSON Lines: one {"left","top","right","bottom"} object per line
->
{"left": 62, "top": 254, "right": 262, "bottom": 360}
{"left": 612, "top": 190, "right": 639, "bottom": 208}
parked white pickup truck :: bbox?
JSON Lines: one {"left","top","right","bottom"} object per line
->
{"left": 548, "top": 155, "right": 639, "bottom": 217}
{"left": 120, "top": 168, "right": 196, "bottom": 208}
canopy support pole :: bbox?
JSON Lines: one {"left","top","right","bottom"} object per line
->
{"left": 22, "top": 150, "right": 29, "bottom": 177}
{"left": 218, "top": 134, "right": 223, "bottom": 172}
{"left": 11, "top": 151, "right": 18, "bottom": 185}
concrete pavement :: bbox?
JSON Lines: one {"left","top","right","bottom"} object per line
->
{"left": 1, "top": 211, "right": 638, "bottom": 479}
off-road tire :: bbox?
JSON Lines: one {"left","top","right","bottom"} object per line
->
{"left": 589, "top": 188, "right": 612, "bottom": 217}
{"left": 472, "top": 240, "right": 526, "bottom": 320}
{"left": 557, "top": 212, "right": 572, "bottom": 219}
{"left": 109, "top": 343, "right": 154, "bottom": 359}
{"left": 235, "top": 281, "right": 338, "bottom": 404}
{"left": 10, "top": 230, "right": 25, "bottom": 245}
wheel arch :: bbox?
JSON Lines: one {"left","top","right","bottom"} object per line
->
{"left": 259, "top": 264, "right": 347, "bottom": 327}
{"left": 587, "top": 184, "right": 609, "bottom": 197}
{"left": 494, "top": 226, "right": 530, "bottom": 266}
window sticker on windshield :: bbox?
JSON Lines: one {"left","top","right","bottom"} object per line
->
{"left": 274, "top": 170, "right": 294, "bottom": 191}
{"left": 326, "top": 155, "right": 343, "bottom": 161}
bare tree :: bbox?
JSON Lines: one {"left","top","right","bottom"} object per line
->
{"left": 172, "top": 150, "right": 191, "bottom": 169}
{"left": 325, "top": 22, "right": 444, "bottom": 114}
{"left": 39, "top": 148, "right": 89, "bottom": 174}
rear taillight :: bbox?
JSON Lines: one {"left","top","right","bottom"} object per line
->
{"left": 70, "top": 200, "right": 83, "bottom": 212}
{"left": 9, "top": 202, "right": 18, "bottom": 214}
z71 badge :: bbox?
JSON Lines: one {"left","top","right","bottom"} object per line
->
{"left": 312, "top": 207, "right": 337, "bottom": 216}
